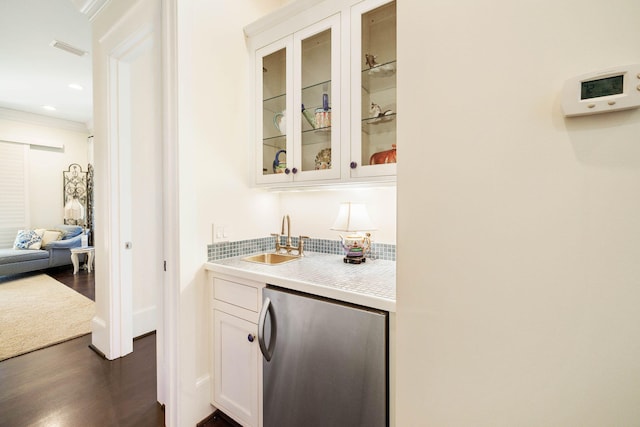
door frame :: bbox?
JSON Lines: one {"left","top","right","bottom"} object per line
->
{"left": 86, "top": 0, "right": 180, "bottom": 424}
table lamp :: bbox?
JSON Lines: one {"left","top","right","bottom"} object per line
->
{"left": 64, "top": 197, "right": 85, "bottom": 225}
{"left": 330, "top": 202, "right": 376, "bottom": 264}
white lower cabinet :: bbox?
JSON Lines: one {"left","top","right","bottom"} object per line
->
{"left": 208, "top": 268, "right": 396, "bottom": 427}
{"left": 211, "top": 275, "right": 264, "bottom": 427}
{"left": 213, "top": 310, "right": 259, "bottom": 426}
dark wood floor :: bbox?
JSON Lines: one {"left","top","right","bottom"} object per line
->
{"left": 1, "top": 266, "right": 237, "bottom": 427}
{"left": 0, "top": 266, "right": 165, "bottom": 427}
{"left": 48, "top": 263, "right": 96, "bottom": 301}
{"left": 0, "top": 333, "right": 163, "bottom": 427}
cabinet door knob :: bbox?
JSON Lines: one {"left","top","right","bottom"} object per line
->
{"left": 350, "top": 161, "right": 357, "bottom": 169}
{"left": 292, "top": 167, "right": 298, "bottom": 174}
{"left": 284, "top": 168, "right": 291, "bottom": 175}
{"left": 247, "top": 334, "right": 255, "bottom": 343}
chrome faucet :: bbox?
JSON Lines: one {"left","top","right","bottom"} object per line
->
{"left": 271, "top": 214, "right": 308, "bottom": 256}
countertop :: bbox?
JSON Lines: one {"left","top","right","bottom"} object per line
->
{"left": 205, "top": 251, "right": 396, "bottom": 312}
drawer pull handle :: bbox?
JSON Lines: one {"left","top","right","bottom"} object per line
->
{"left": 247, "top": 334, "right": 255, "bottom": 343}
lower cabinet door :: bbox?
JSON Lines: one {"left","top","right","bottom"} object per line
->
{"left": 213, "top": 310, "right": 259, "bottom": 427}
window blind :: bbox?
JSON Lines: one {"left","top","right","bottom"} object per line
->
{"left": 0, "top": 141, "right": 28, "bottom": 248}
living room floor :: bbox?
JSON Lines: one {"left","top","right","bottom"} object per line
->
{"left": 0, "top": 267, "right": 166, "bottom": 426}
{"left": 47, "top": 263, "right": 95, "bottom": 300}
{"left": 0, "top": 267, "right": 236, "bottom": 427}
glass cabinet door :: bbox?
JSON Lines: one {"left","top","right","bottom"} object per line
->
{"left": 256, "top": 39, "right": 292, "bottom": 184}
{"left": 293, "top": 15, "right": 341, "bottom": 182}
{"left": 351, "top": 0, "right": 397, "bottom": 178}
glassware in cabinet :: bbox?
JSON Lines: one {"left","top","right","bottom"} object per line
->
{"left": 300, "top": 29, "right": 332, "bottom": 173}
{"left": 257, "top": 41, "right": 292, "bottom": 183}
{"left": 293, "top": 16, "right": 341, "bottom": 182}
{"left": 351, "top": 0, "right": 397, "bottom": 178}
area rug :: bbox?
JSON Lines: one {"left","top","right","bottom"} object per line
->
{"left": 0, "top": 274, "right": 95, "bottom": 361}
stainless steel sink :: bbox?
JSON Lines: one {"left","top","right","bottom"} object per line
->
{"left": 242, "top": 253, "right": 300, "bottom": 265}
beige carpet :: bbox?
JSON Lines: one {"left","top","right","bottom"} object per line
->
{"left": 0, "top": 274, "right": 95, "bottom": 361}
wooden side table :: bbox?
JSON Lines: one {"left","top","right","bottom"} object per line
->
{"left": 70, "top": 247, "right": 95, "bottom": 274}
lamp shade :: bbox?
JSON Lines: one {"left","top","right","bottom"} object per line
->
{"left": 330, "top": 202, "right": 376, "bottom": 232}
{"left": 64, "top": 197, "right": 85, "bottom": 221}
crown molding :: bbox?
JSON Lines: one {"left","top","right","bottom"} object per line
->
{"left": 0, "top": 107, "right": 90, "bottom": 133}
{"left": 70, "top": 0, "right": 111, "bottom": 22}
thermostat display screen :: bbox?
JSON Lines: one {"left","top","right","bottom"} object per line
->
{"left": 581, "top": 75, "right": 624, "bottom": 100}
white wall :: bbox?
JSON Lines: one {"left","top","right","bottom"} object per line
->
{"left": 397, "top": 0, "right": 640, "bottom": 425}
{"left": 177, "top": 1, "right": 284, "bottom": 425}
{"left": 129, "top": 12, "right": 162, "bottom": 338}
{"left": 0, "top": 112, "right": 89, "bottom": 229}
{"left": 279, "top": 186, "right": 396, "bottom": 243}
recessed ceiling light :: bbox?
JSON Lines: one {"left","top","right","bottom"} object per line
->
{"left": 68, "top": 83, "right": 84, "bottom": 90}
{"left": 42, "top": 105, "right": 56, "bottom": 111}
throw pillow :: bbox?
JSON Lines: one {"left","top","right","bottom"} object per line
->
{"left": 13, "top": 229, "right": 43, "bottom": 250}
{"left": 41, "top": 230, "right": 63, "bottom": 247}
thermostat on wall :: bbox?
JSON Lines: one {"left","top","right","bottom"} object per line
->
{"left": 561, "top": 64, "right": 640, "bottom": 117}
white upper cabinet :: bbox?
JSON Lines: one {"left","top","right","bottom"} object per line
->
{"left": 294, "top": 16, "right": 341, "bottom": 183}
{"left": 350, "top": 0, "right": 397, "bottom": 179}
{"left": 255, "top": 38, "right": 293, "bottom": 185}
{"left": 254, "top": 15, "right": 340, "bottom": 185}
{"left": 248, "top": 0, "right": 397, "bottom": 188}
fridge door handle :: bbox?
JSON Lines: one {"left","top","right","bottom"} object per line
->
{"left": 258, "top": 297, "right": 277, "bottom": 362}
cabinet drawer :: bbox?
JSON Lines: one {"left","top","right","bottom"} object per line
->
{"left": 213, "top": 278, "right": 259, "bottom": 312}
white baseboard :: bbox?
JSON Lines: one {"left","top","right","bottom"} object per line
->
{"left": 90, "top": 315, "right": 110, "bottom": 358}
{"left": 133, "top": 305, "right": 157, "bottom": 338}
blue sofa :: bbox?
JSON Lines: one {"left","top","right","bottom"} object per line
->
{"left": 0, "top": 225, "right": 84, "bottom": 276}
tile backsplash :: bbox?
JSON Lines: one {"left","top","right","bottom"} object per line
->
{"left": 208, "top": 236, "right": 396, "bottom": 262}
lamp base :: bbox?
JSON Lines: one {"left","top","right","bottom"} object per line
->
{"left": 343, "top": 255, "right": 366, "bottom": 264}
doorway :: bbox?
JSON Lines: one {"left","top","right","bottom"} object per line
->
{"left": 90, "top": 0, "right": 163, "bottom": 361}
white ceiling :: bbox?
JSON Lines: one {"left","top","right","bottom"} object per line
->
{"left": 0, "top": 0, "right": 93, "bottom": 126}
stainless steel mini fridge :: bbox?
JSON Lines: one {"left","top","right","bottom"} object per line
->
{"left": 259, "top": 286, "right": 388, "bottom": 427}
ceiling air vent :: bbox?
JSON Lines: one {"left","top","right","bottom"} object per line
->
{"left": 50, "top": 40, "right": 88, "bottom": 57}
